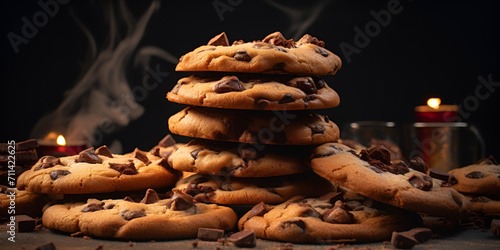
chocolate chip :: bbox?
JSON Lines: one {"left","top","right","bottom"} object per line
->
{"left": 315, "top": 47, "right": 329, "bottom": 57}
{"left": 239, "top": 147, "right": 259, "bottom": 161}
{"left": 34, "top": 156, "right": 61, "bottom": 171}
{"left": 281, "top": 220, "right": 306, "bottom": 232}
{"left": 76, "top": 148, "right": 102, "bottom": 164}
{"left": 140, "top": 189, "right": 159, "bottom": 204}
{"left": 322, "top": 200, "right": 354, "bottom": 224}
{"left": 197, "top": 228, "right": 225, "bottom": 241}
{"left": 81, "top": 201, "right": 104, "bottom": 212}
{"left": 297, "top": 203, "right": 321, "bottom": 218}
{"left": 276, "top": 47, "right": 287, "bottom": 53}
{"left": 158, "top": 134, "right": 176, "bottom": 148}
{"left": 295, "top": 34, "right": 325, "bottom": 47}
{"left": 120, "top": 209, "right": 146, "bottom": 220}
{"left": 492, "top": 219, "right": 500, "bottom": 238}
{"left": 190, "top": 148, "right": 202, "bottom": 159}
{"left": 234, "top": 50, "right": 251, "bottom": 62}
{"left": 319, "top": 192, "right": 343, "bottom": 204}
{"left": 247, "top": 202, "right": 270, "bottom": 219}
{"left": 429, "top": 168, "right": 450, "bottom": 181}
{"left": 213, "top": 76, "right": 244, "bottom": 93}
{"left": 123, "top": 196, "right": 135, "bottom": 202}
{"left": 279, "top": 93, "right": 295, "bottom": 104}
{"left": 255, "top": 98, "right": 270, "bottom": 109}
{"left": 287, "top": 78, "right": 317, "bottom": 94}
{"left": 390, "top": 161, "right": 410, "bottom": 175}
{"left": 95, "top": 145, "right": 113, "bottom": 158}
{"left": 391, "top": 231, "right": 418, "bottom": 249}
{"left": 109, "top": 162, "right": 138, "bottom": 175}
{"left": 466, "top": 171, "right": 484, "bottom": 179}
{"left": 312, "top": 76, "right": 326, "bottom": 89}
{"left": 166, "top": 191, "right": 194, "bottom": 211}
{"left": 229, "top": 230, "right": 256, "bottom": 248}
{"left": 262, "top": 31, "right": 294, "bottom": 48}
{"left": 409, "top": 156, "right": 428, "bottom": 173}
{"left": 207, "top": 32, "right": 229, "bottom": 46}
{"left": 409, "top": 174, "right": 433, "bottom": 191}
{"left": 310, "top": 124, "right": 324, "bottom": 135}
{"left": 104, "top": 203, "right": 115, "bottom": 209}
{"left": 151, "top": 147, "right": 161, "bottom": 157}
{"left": 186, "top": 183, "right": 215, "bottom": 197}
{"left": 131, "top": 148, "right": 151, "bottom": 165}
{"left": 449, "top": 175, "right": 458, "bottom": 185}
{"left": 50, "top": 170, "right": 71, "bottom": 180}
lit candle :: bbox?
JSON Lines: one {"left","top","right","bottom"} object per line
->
{"left": 415, "top": 98, "right": 458, "bottom": 122}
{"left": 37, "top": 134, "right": 87, "bottom": 157}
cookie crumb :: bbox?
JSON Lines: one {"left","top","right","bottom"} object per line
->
{"left": 95, "top": 244, "right": 104, "bottom": 250}
{"left": 191, "top": 240, "right": 199, "bottom": 248}
{"left": 71, "top": 231, "right": 84, "bottom": 237}
{"left": 83, "top": 235, "right": 92, "bottom": 240}
{"left": 128, "top": 241, "right": 135, "bottom": 247}
{"left": 279, "top": 242, "right": 294, "bottom": 250}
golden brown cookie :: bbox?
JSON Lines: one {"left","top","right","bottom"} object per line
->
{"left": 42, "top": 189, "right": 237, "bottom": 240}
{"left": 310, "top": 143, "right": 471, "bottom": 218}
{"left": 0, "top": 186, "right": 47, "bottom": 218}
{"left": 448, "top": 157, "right": 500, "bottom": 196}
{"left": 17, "top": 146, "right": 182, "bottom": 194}
{"left": 238, "top": 193, "right": 422, "bottom": 243}
{"left": 167, "top": 74, "right": 340, "bottom": 110}
{"left": 168, "top": 139, "right": 310, "bottom": 177}
{"left": 176, "top": 32, "right": 341, "bottom": 75}
{"left": 168, "top": 106, "right": 339, "bottom": 145}
{"left": 174, "top": 173, "right": 334, "bottom": 205}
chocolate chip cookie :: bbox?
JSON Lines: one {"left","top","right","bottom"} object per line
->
{"left": 168, "top": 106, "right": 339, "bottom": 145}
{"left": 17, "top": 146, "right": 182, "bottom": 194}
{"left": 0, "top": 185, "right": 47, "bottom": 218}
{"left": 42, "top": 189, "right": 237, "bottom": 240}
{"left": 174, "top": 173, "right": 334, "bottom": 205}
{"left": 176, "top": 32, "right": 342, "bottom": 75}
{"left": 167, "top": 74, "right": 340, "bottom": 110}
{"left": 310, "top": 143, "right": 471, "bottom": 218}
{"left": 448, "top": 156, "right": 500, "bottom": 196}
{"left": 238, "top": 193, "right": 422, "bottom": 243}
{"left": 168, "top": 139, "right": 310, "bottom": 177}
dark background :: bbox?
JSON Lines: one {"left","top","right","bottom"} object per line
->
{"left": 1, "top": 0, "right": 499, "bottom": 162}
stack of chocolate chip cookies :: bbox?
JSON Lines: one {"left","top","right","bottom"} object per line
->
{"left": 166, "top": 32, "right": 342, "bottom": 207}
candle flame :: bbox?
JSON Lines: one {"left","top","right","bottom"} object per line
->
{"left": 427, "top": 98, "right": 441, "bottom": 110}
{"left": 56, "top": 135, "right": 66, "bottom": 146}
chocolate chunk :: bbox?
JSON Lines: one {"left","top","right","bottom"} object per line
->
{"left": 35, "top": 242, "right": 56, "bottom": 250}
{"left": 140, "top": 189, "right": 159, "bottom": 204}
{"left": 213, "top": 76, "right": 244, "bottom": 93}
{"left": 190, "top": 148, "right": 202, "bottom": 159}
{"left": 279, "top": 93, "right": 295, "bottom": 104}
{"left": 16, "top": 215, "right": 36, "bottom": 232}
{"left": 197, "top": 228, "right": 225, "bottom": 241}
{"left": 207, "top": 32, "right": 229, "bottom": 46}
{"left": 104, "top": 203, "right": 115, "bottom": 209}
{"left": 255, "top": 98, "right": 270, "bottom": 109}
{"left": 166, "top": 191, "right": 194, "bottom": 211}
{"left": 158, "top": 134, "right": 176, "bottom": 148}
{"left": 492, "top": 219, "right": 500, "bottom": 238}
{"left": 319, "top": 192, "right": 343, "bottom": 204}
{"left": 186, "top": 182, "right": 215, "bottom": 196}
{"left": 123, "top": 196, "right": 135, "bottom": 202}
{"left": 310, "top": 124, "right": 324, "bottom": 135}
{"left": 429, "top": 168, "right": 450, "bottom": 181}
{"left": 281, "top": 220, "right": 307, "bottom": 232}
{"left": 76, "top": 147, "right": 102, "bottom": 164}
{"left": 109, "top": 162, "right": 138, "bottom": 175}
{"left": 287, "top": 78, "right": 317, "bottom": 94}
{"left": 449, "top": 175, "right": 458, "bottom": 185}
{"left": 262, "top": 31, "right": 294, "bottom": 48}
{"left": 391, "top": 231, "right": 418, "bottom": 249}
{"left": 95, "top": 145, "right": 113, "bottom": 158}
{"left": 131, "top": 148, "right": 151, "bottom": 165}
{"left": 322, "top": 200, "right": 354, "bottom": 224}
{"left": 315, "top": 47, "right": 329, "bottom": 57}
{"left": 466, "top": 171, "right": 484, "bottom": 179}
{"left": 295, "top": 34, "right": 325, "bottom": 47}
{"left": 297, "top": 203, "right": 321, "bottom": 218}
{"left": 390, "top": 161, "right": 410, "bottom": 175}
{"left": 34, "top": 156, "right": 61, "bottom": 171}
{"left": 50, "top": 170, "right": 71, "bottom": 180}
{"left": 312, "top": 76, "right": 326, "bottom": 89}
{"left": 81, "top": 200, "right": 104, "bottom": 212}
{"left": 0, "top": 149, "right": 38, "bottom": 165}
{"left": 247, "top": 202, "right": 270, "bottom": 219}
{"left": 409, "top": 174, "right": 433, "bottom": 191}
{"left": 475, "top": 155, "right": 498, "bottom": 165}
{"left": 151, "top": 147, "right": 161, "bottom": 157}
{"left": 409, "top": 156, "right": 428, "bottom": 173}
{"left": 120, "top": 209, "right": 146, "bottom": 220}
{"left": 229, "top": 230, "right": 256, "bottom": 248}
{"left": 233, "top": 50, "right": 252, "bottom": 62}
{"left": 239, "top": 147, "right": 259, "bottom": 161}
